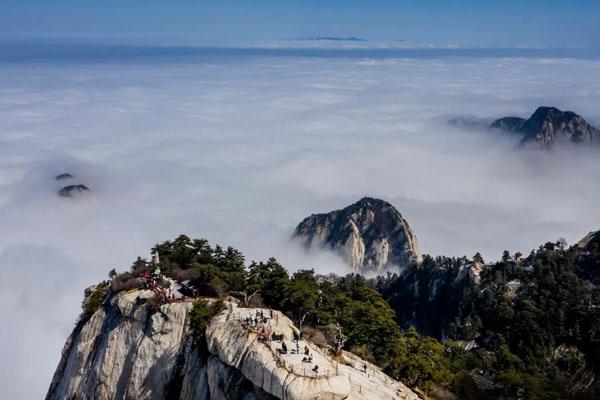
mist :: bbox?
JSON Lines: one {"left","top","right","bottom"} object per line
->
{"left": 1, "top": 51, "right": 600, "bottom": 398}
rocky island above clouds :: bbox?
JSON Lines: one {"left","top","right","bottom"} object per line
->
{"left": 292, "top": 197, "right": 419, "bottom": 275}
{"left": 490, "top": 106, "right": 599, "bottom": 149}
{"left": 55, "top": 172, "right": 91, "bottom": 198}
{"left": 449, "top": 106, "right": 599, "bottom": 150}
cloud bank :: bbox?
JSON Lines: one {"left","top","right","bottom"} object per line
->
{"left": 1, "top": 51, "right": 600, "bottom": 398}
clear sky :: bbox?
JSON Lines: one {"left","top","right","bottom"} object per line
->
{"left": 1, "top": 0, "right": 599, "bottom": 48}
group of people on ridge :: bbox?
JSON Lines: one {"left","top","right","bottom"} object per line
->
{"left": 140, "top": 271, "right": 181, "bottom": 304}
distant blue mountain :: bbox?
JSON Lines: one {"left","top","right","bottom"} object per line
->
{"left": 296, "top": 36, "right": 367, "bottom": 42}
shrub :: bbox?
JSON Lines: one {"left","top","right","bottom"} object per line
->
{"left": 82, "top": 282, "right": 109, "bottom": 317}
{"left": 301, "top": 326, "right": 329, "bottom": 348}
{"left": 189, "top": 299, "right": 225, "bottom": 357}
{"left": 348, "top": 344, "right": 374, "bottom": 362}
{"left": 110, "top": 272, "right": 143, "bottom": 292}
{"left": 172, "top": 267, "right": 203, "bottom": 282}
{"left": 246, "top": 293, "right": 264, "bottom": 308}
{"left": 146, "top": 297, "right": 162, "bottom": 314}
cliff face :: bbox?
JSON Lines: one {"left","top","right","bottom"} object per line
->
{"left": 46, "top": 290, "right": 217, "bottom": 400}
{"left": 47, "top": 289, "right": 419, "bottom": 400}
{"left": 293, "top": 197, "right": 419, "bottom": 275}
{"left": 491, "top": 106, "right": 600, "bottom": 149}
{"left": 383, "top": 261, "right": 485, "bottom": 339}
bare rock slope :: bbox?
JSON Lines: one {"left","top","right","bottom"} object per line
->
{"left": 293, "top": 197, "right": 419, "bottom": 274}
{"left": 47, "top": 289, "right": 419, "bottom": 400}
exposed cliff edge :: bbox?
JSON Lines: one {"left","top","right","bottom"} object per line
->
{"left": 47, "top": 288, "right": 419, "bottom": 400}
{"left": 573, "top": 229, "right": 600, "bottom": 285}
{"left": 576, "top": 230, "right": 600, "bottom": 251}
{"left": 292, "top": 197, "right": 419, "bottom": 275}
{"left": 490, "top": 106, "right": 600, "bottom": 149}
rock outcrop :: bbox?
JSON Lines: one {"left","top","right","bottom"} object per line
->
{"left": 47, "top": 289, "right": 419, "bottom": 400}
{"left": 491, "top": 106, "right": 600, "bottom": 149}
{"left": 293, "top": 197, "right": 419, "bottom": 274}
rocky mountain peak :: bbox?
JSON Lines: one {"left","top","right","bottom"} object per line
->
{"left": 293, "top": 197, "right": 419, "bottom": 274}
{"left": 491, "top": 106, "right": 599, "bottom": 149}
{"left": 576, "top": 230, "right": 600, "bottom": 251}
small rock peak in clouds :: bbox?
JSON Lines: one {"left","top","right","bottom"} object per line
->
{"left": 292, "top": 197, "right": 419, "bottom": 275}
{"left": 55, "top": 173, "right": 74, "bottom": 181}
{"left": 490, "top": 106, "right": 600, "bottom": 149}
{"left": 58, "top": 184, "right": 90, "bottom": 198}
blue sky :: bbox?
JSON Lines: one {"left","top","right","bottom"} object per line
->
{"left": 1, "top": 0, "right": 599, "bottom": 48}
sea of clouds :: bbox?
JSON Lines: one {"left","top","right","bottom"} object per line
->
{"left": 1, "top": 50, "right": 600, "bottom": 398}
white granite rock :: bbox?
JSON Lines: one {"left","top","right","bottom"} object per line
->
{"left": 47, "top": 290, "right": 420, "bottom": 400}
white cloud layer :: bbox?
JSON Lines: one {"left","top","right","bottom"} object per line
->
{"left": 1, "top": 53, "right": 600, "bottom": 398}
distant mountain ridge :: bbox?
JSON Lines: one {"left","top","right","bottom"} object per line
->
{"left": 491, "top": 106, "right": 600, "bottom": 149}
{"left": 294, "top": 36, "right": 367, "bottom": 42}
{"left": 293, "top": 197, "right": 419, "bottom": 274}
